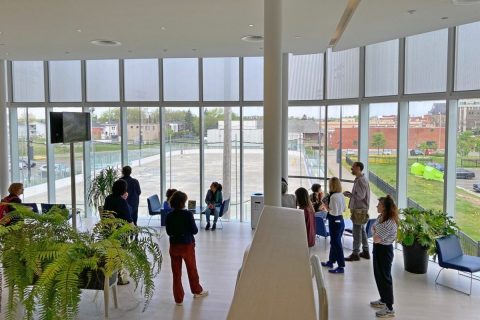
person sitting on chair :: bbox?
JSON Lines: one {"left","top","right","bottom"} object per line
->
{"left": 163, "top": 189, "right": 177, "bottom": 211}
{"left": 0, "top": 183, "right": 24, "bottom": 225}
{"left": 310, "top": 183, "right": 326, "bottom": 212}
{"left": 204, "top": 182, "right": 223, "bottom": 231}
{"left": 281, "top": 180, "right": 296, "bottom": 208}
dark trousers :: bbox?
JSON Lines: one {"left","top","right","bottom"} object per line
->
{"left": 373, "top": 243, "right": 394, "bottom": 309}
{"left": 327, "top": 214, "right": 345, "bottom": 268}
{"left": 131, "top": 207, "right": 138, "bottom": 226}
{"left": 169, "top": 243, "right": 203, "bottom": 303}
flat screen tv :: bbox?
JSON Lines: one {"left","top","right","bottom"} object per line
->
{"left": 50, "top": 112, "right": 91, "bottom": 144}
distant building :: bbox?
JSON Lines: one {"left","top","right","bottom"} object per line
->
{"left": 458, "top": 99, "right": 480, "bottom": 132}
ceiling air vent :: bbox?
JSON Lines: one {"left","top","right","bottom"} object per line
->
{"left": 90, "top": 39, "right": 122, "bottom": 47}
{"left": 241, "top": 35, "right": 264, "bottom": 42}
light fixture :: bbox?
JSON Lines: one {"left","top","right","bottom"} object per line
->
{"left": 65, "top": 51, "right": 70, "bottom": 54}
{"left": 76, "top": 29, "right": 82, "bottom": 33}
{"left": 192, "top": 48, "right": 197, "bottom": 51}
{"left": 248, "top": 24, "right": 254, "bottom": 27}
{"left": 90, "top": 39, "right": 122, "bottom": 47}
{"left": 241, "top": 35, "right": 264, "bottom": 42}
{"left": 407, "top": 9, "right": 416, "bottom": 14}
{"left": 295, "top": 35, "right": 301, "bottom": 39}
{"left": 452, "top": 0, "right": 480, "bottom": 4}
{"left": 441, "top": 16, "right": 449, "bottom": 20}
{"left": 163, "top": 49, "right": 168, "bottom": 52}
{"left": 161, "top": 26, "right": 166, "bottom": 30}
{"left": 329, "top": 0, "right": 361, "bottom": 48}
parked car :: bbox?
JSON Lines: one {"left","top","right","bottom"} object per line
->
{"left": 410, "top": 149, "right": 424, "bottom": 156}
{"left": 382, "top": 149, "right": 392, "bottom": 155}
{"left": 40, "top": 164, "right": 70, "bottom": 178}
{"left": 19, "top": 159, "right": 36, "bottom": 169}
{"left": 425, "top": 162, "right": 444, "bottom": 172}
{"left": 473, "top": 183, "right": 480, "bottom": 192}
{"left": 456, "top": 168, "right": 475, "bottom": 179}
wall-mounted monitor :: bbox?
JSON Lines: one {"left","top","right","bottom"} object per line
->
{"left": 50, "top": 112, "right": 91, "bottom": 144}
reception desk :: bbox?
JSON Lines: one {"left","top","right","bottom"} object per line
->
{"left": 228, "top": 205, "right": 317, "bottom": 319}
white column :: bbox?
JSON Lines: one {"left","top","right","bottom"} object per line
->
{"left": 396, "top": 101, "right": 408, "bottom": 209}
{"left": 444, "top": 99, "right": 457, "bottom": 216}
{"left": 281, "top": 53, "right": 289, "bottom": 181}
{"left": 264, "top": 0, "right": 283, "bottom": 206}
{"left": 358, "top": 103, "right": 369, "bottom": 175}
{"left": 0, "top": 60, "right": 9, "bottom": 196}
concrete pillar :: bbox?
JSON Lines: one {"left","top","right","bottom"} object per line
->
{"left": 0, "top": 60, "right": 9, "bottom": 196}
{"left": 264, "top": 0, "right": 283, "bottom": 206}
{"left": 281, "top": 53, "right": 289, "bottom": 181}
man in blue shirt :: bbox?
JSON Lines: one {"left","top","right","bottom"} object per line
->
{"left": 121, "top": 166, "right": 142, "bottom": 226}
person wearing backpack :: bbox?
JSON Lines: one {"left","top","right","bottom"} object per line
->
{"left": 0, "top": 183, "right": 24, "bottom": 224}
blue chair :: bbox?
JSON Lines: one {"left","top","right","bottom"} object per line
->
{"left": 41, "top": 203, "right": 66, "bottom": 214}
{"left": 315, "top": 216, "right": 329, "bottom": 247}
{"left": 435, "top": 235, "right": 480, "bottom": 295}
{"left": 22, "top": 203, "right": 39, "bottom": 213}
{"left": 147, "top": 195, "right": 165, "bottom": 227}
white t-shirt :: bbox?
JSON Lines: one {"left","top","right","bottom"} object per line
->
{"left": 329, "top": 192, "right": 346, "bottom": 216}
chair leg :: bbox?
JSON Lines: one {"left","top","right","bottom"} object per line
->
{"left": 104, "top": 277, "right": 109, "bottom": 319}
{"left": 112, "top": 284, "right": 118, "bottom": 309}
{"left": 147, "top": 216, "right": 153, "bottom": 227}
{"left": 435, "top": 268, "right": 444, "bottom": 284}
{"left": 218, "top": 218, "right": 224, "bottom": 229}
{"left": 435, "top": 268, "right": 473, "bottom": 295}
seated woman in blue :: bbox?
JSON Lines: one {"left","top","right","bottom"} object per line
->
{"left": 103, "top": 179, "right": 133, "bottom": 225}
{"left": 163, "top": 188, "right": 177, "bottom": 211}
{"left": 204, "top": 182, "right": 223, "bottom": 231}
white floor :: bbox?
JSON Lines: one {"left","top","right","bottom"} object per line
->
{"left": 4, "top": 217, "right": 480, "bottom": 319}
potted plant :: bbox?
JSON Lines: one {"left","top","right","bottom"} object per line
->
{"left": 397, "top": 207, "right": 458, "bottom": 274}
{"left": 0, "top": 204, "right": 162, "bottom": 320}
{"left": 88, "top": 166, "right": 120, "bottom": 213}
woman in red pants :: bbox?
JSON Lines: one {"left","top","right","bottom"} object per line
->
{"left": 165, "top": 190, "right": 208, "bottom": 306}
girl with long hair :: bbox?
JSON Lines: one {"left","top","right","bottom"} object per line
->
{"left": 294, "top": 187, "right": 316, "bottom": 248}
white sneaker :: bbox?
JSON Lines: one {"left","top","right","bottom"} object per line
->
{"left": 193, "top": 290, "right": 209, "bottom": 298}
{"left": 376, "top": 306, "right": 395, "bottom": 318}
{"left": 370, "top": 299, "right": 386, "bottom": 309}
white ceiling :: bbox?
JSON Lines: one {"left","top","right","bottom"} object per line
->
{"left": 0, "top": 0, "right": 479, "bottom": 60}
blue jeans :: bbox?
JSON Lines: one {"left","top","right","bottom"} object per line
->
{"left": 205, "top": 206, "right": 221, "bottom": 223}
{"left": 327, "top": 214, "right": 345, "bottom": 268}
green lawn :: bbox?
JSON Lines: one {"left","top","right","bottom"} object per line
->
{"left": 368, "top": 161, "right": 480, "bottom": 241}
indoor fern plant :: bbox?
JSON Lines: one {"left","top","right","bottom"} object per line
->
{"left": 0, "top": 204, "right": 162, "bottom": 320}
{"left": 88, "top": 166, "right": 120, "bottom": 212}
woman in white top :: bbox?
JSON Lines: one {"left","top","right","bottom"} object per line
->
{"left": 370, "top": 195, "right": 398, "bottom": 318}
{"left": 321, "top": 177, "right": 346, "bottom": 274}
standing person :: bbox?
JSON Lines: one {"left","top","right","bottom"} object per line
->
{"left": 294, "top": 187, "right": 316, "bottom": 249}
{"left": 343, "top": 161, "right": 371, "bottom": 261}
{"left": 370, "top": 195, "right": 398, "bottom": 318}
{"left": 0, "top": 183, "right": 24, "bottom": 224}
{"left": 281, "top": 180, "right": 296, "bottom": 208}
{"left": 310, "top": 183, "right": 325, "bottom": 212}
{"left": 204, "top": 182, "right": 223, "bottom": 231}
{"left": 166, "top": 190, "right": 208, "bottom": 306}
{"left": 121, "top": 166, "right": 141, "bottom": 226}
{"left": 321, "top": 177, "right": 346, "bottom": 274}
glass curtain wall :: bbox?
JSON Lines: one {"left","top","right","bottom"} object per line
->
{"left": 242, "top": 107, "right": 263, "bottom": 222}
{"left": 288, "top": 106, "right": 325, "bottom": 193}
{"left": 407, "top": 101, "right": 446, "bottom": 212}
{"left": 203, "top": 107, "right": 241, "bottom": 220}
{"left": 368, "top": 103, "right": 398, "bottom": 200}
{"left": 90, "top": 107, "right": 122, "bottom": 172}
{"left": 126, "top": 107, "right": 161, "bottom": 216}
{"left": 164, "top": 107, "right": 201, "bottom": 205}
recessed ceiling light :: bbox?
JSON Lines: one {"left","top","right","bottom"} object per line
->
{"left": 161, "top": 26, "right": 166, "bottom": 30}
{"left": 192, "top": 48, "right": 197, "bottom": 52}
{"left": 407, "top": 9, "right": 416, "bottom": 14}
{"left": 65, "top": 51, "right": 70, "bottom": 54}
{"left": 90, "top": 39, "right": 122, "bottom": 47}
{"left": 76, "top": 29, "right": 82, "bottom": 33}
{"left": 295, "top": 35, "right": 301, "bottom": 39}
{"left": 163, "top": 49, "right": 168, "bottom": 52}
{"left": 241, "top": 35, "right": 264, "bottom": 42}
{"left": 441, "top": 16, "right": 449, "bottom": 20}
{"left": 248, "top": 24, "right": 254, "bottom": 27}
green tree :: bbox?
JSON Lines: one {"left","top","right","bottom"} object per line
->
{"left": 457, "top": 131, "right": 475, "bottom": 157}
{"left": 371, "top": 132, "right": 386, "bottom": 155}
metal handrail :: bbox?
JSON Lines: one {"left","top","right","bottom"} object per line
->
{"left": 310, "top": 254, "right": 329, "bottom": 320}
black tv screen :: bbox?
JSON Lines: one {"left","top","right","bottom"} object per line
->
{"left": 50, "top": 112, "right": 91, "bottom": 144}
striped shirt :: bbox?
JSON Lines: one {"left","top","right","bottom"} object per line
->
{"left": 373, "top": 216, "right": 397, "bottom": 245}
{"left": 348, "top": 174, "right": 370, "bottom": 210}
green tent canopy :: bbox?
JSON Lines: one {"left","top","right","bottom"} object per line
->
{"left": 410, "top": 162, "right": 425, "bottom": 176}
{"left": 423, "top": 165, "right": 444, "bottom": 182}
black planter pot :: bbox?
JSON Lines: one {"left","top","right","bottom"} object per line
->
{"left": 402, "top": 241, "right": 429, "bottom": 274}
{"left": 78, "top": 268, "right": 117, "bottom": 290}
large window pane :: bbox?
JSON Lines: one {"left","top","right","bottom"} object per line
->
{"left": 407, "top": 101, "right": 445, "bottom": 212}
{"left": 204, "top": 107, "right": 241, "bottom": 220}
{"left": 456, "top": 99, "right": 480, "bottom": 241}
{"left": 12, "top": 61, "right": 45, "bottom": 102}
{"left": 16, "top": 107, "right": 47, "bottom": 203}
{"left": 244, "top": 57, "right": 263, "bottom": 101}
{"left": 203, "top": 58, "right": 239, "bottom": 101}
{"left": 86, "top": 60, "right": 120, "bottom": 101}
{"left": 368, "top": 103, "right": 398, "bottom": 201}
{"left": 455, "top": 21, "right": 480, "bottom": 91}
{"left": 49, "top": 60, "right": 82, "bottom": 102}
{"left": 365, "top": 40, "right": 399, "bottom": 97}
{"left": 127, "top": 107, "right": 160, "bottom": 216}
{"left": 243, "top": 107, "right": 263, "bottom": 221}
{"left": 90, "top": 107, "right": 122, "bottom": 172}
{"left": 124, "top": 59, "right": 159, "bottom": 101}
{"left": 326, "top": 48, "right": 359, "bottom": 99}
{"left": 405, "top": 29, "right": 448, "bottom": 94}
{"left": 163, "top": 59, "right": 199, "bottom": 101}
{"left": 288, "top": 106, "right": 325, "bottom": 193}
{"left": 289, "top": 54, "right": 324, "bottom": 100}
{"left": 164, "top": 107, "right": 200, "bottom": 203}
